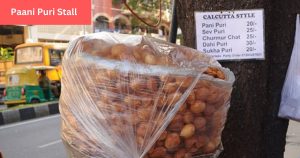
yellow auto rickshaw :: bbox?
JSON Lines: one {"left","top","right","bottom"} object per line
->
{"left": 14, "top": 42, "right": 67, "bottom": 84}
{"left": 4, "top": 66, "right": 57, "bottom": 105}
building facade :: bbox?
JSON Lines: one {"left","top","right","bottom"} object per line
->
{"left": 22, "top": 0, "right": 170, "bottom": 43}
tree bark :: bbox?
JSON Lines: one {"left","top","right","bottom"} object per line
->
{"left": 175, "top": 0, "right": 300, "bottom": 158}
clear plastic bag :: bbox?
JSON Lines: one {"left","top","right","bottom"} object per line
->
{"left": 60, "top": 32, "right": 235, "bottom": 158}
{"left": 278, "top": 15, "right": 300, "bottom": 121}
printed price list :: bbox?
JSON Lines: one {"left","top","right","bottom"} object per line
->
{"left": 195, "top": 9, "right": 265, "bottom": 60}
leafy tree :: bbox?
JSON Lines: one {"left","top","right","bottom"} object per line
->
{"left": 124, "top": 0, "right": 171, "bottom": 12}
{"left": 0, "top": 48, "right": 14, "bottom": 61}
{"left": 119, "top": 0, "right": 171, "bottom": 34}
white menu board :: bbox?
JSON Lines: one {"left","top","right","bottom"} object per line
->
{"left": 195, "top": 9, "right": 265, "bottom": 60}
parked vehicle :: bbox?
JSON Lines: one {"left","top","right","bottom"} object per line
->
{"left": 4, "top": 66, "right": 57, "bottom": 105}
{"left": 0, "top": 60, "right": 14, "bottom": 90}
{"left": 14, "top": 42, "right": 67, "bottom": 82}
{"left": 0, "top": 48, "right": 14, "bottom": 100}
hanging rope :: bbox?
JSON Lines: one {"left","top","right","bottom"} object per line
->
{"left": 122, "top": 0, "right": 162, "bottom": 28}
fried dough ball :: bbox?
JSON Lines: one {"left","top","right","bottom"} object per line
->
{"left": 156, "top": 140, "right": 165, "bottom": 147}
{"left": 167, "top": 92, "right": 182, "bottom": 105}
{"left": 129, "top": 113, "right": 139, "bottom": 125}
{"left": 190, "top": 101, "right": 206, "bottom": 114}
{"left": 139, "top": 45, "right": 157, "bottom": 65}
{"left": 95, "top": 71, "right": 108, "bottom": 83}
{"left": 100, "top": 93, "right": 110, "bottom": 104}
{"left": 183, "top": 111, "right": 194, "bottom": 124}
{"left": 178, "top": 103, "right": 187, "bottom": 113}
{"left": 158, "top": 131, "right": 168, "bottom": 141}
{"left": 144, "top": 54, "right": 157, "bottom": 65}
{"left": 123, "top": 96, "right": 142, "bottom": 108}
{"left": 213, "top": 101, "right": 225, "bottom": 109}
{"left": 210, "top": 111, "right": 226, "bottom": 136}
{"left": 168, "top": 114, "right": 184, "bottom": 132}
{"left": 130, "top": 79, "right": 145, "bottom": 91}
{"left": 142, "top": 97, "right": 153, "bottom": 107}
{"left": 119, "top": 51, "right": 135, "bottom": 62}
{"left": 205, "top": 67, "right": 226, "bottom": 79}
{"left": 157, "top": 95, "right": 167, "bottom": 108}
{"left": 137, "top": 107, "right": 152, "bottom": 121}
{"left": 105, "top": 70, "right": 118, "bottom": 80}
{"left": 217, "top": 70, "right": 225, "bottom": 79}
{"left": 206, "top": 86, "right": 222, "bottom": 105}
{"left": 196, "top": 135, "right": 209, "bottom": 148}
{"left": 175, "top": 77, "right": 194, "bottom": 89}
{"left": 169, "top": 121, "right": 184, "bottom": 133}
{"left": 202, "top": 141, "right": 217, "bottom": 154}
{"left": 149, "top": 147, "right": 167, "bottom": 158}
{"left": 132, "top": 46, "right": 143, "bottom": 62}
{"left": 112, "top": 102, "right": 125, "bottom": 113}
{"left": 186, "top": 91, "right": 196, "bottom": 104}
{"left": 91, "top": 46, "right": 111, "bottom": 57}
{"left": 147, "top": 77, "right": 159, "bottom": 91}
{"left": 160, "top": 75, "right": 176, "bottom": 83}
{"left": 180, "top": 124, "right": 196, "bottom": 139}
{"left": 136, "top": 136, "right": 145, "bottom": 147}
{"left": 137, "top": 122, "right": 150, "bottom": 136}
{"left": 111, "top": 44, "right": 129, "bottom": 59}
{"left": 195, "top": 87, "right": 210, "bottom": 101}
{"left": 165, "top": 133, "right": 181, "bottom": 150}
{"left": 111, "top": 124, "right": 123, "bottom": 136}
{"left": 158, "top": 55, "right": 171, "bottom": 65}
{"left": 163, "top": 82, "right": 178, "bottom": 94}
{"left": 184, "top": 136, "right": 197, "bottom": 149}
{"left": 61, "top": 107, "right": 80, "bottom": 130}
{"left": 204, "top": 106, "right": 216, "bottom": 117}
{"left": 210, "top": 137, "right": 221, "bottom": 148}
{"left": 193, "top": 117, "right": 206, "bottom": 129}
{"left": 116, "top": 81, "right": 128, "bottom": 93}
{"left": 81, "top": 38, "right": 108, "bottom": 54}
{"left": 141, "top": 45, "right": 152, "bottom": 52}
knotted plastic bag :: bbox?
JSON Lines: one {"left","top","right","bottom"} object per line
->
{"left": 60, "top": 33, "right": 235, "bottom": 158}
{"left": 278, "top": 15, "right": 300, "bottom": 121}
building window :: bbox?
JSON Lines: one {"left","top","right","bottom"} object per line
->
{"left": 114, "top": 18, "right": 128, "bottom": 33}
{"left": 94, "top": 16, "right": 109, "bottom": 32}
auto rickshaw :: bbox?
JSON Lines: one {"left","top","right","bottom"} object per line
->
{"left": 3, "top": 66, "right": 57, "bottom": 105}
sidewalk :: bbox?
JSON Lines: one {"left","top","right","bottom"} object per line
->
{"left": 0, "top": 101, "right": 59, "bottom": 125}
{"left": 285, "top": 120, "right": 300, "bottom": 158}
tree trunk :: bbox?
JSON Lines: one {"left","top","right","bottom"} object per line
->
{"left": 175, "top": 0, "right": 300, "bottom": 158}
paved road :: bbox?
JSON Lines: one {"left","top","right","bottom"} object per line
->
{"left": 285, "top": 121, "right": 300, "bottom": 158}
{"left": 0, "top": 115, "right": 67, "bottom": 158}
{"left": 0, "top": 104, "right": 6, "bottom": 111}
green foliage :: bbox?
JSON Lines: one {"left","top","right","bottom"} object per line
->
{"left": 112, "top": 0, "right": 121, "bottom": 5}
{"left": 124, "top": 0, "right": 171, "bottom": 12}
{"left": 0, "top": 47, "right": 14, "bottom": 61}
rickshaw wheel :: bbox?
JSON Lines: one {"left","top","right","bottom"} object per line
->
{"left": 30, "top": 99, "right": 40, "bottom": 104}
